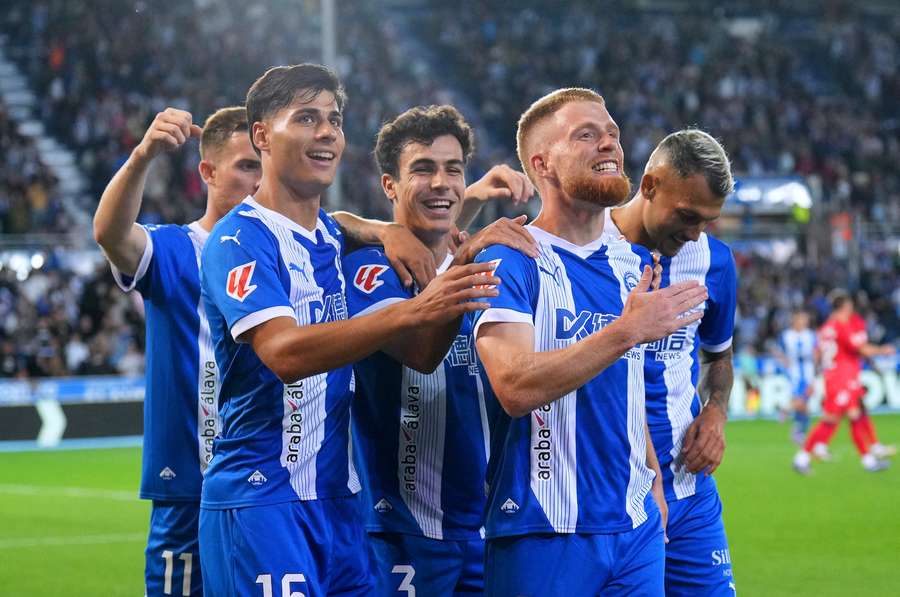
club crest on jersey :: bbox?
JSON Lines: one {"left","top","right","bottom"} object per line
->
{"left": 226, "top": 261, "right": 258, "bottom": 302}
{"left": 624, "top": 271, "right": 640, "bottom": 291}
{"left": 354, "top": 264, "right": 389, "bottom": 294}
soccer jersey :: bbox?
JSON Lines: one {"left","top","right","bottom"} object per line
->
{"left": 781, "top": 328, "right": 817, "bottom": 395}
{"left": 819, "top": 315, "right": 867, "bottom": 386}
{"left": 603, "top": 209, "right": 737, "bottom": 502}
{"left": 111, "top": 221, "right": 218, "bottom": 501}
{"left": 343, "top": 248, "right": 489, "bottom": 541}
{"left": 199, "top": 196, "right": 359, "bottom": 509}
{"left": 472, "top": 226, "right": 656, "bottom": 538}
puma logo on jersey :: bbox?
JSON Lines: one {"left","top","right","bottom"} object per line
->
{"left": 220, "top": 229, "right": 241, "bottom": 245}
{"left": 354, "top": 264, "right": 389, "bottom": 294}
{"left": 226, "top": 261, "right": 257, "bottom": 302}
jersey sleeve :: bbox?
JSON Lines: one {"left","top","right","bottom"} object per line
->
{"left": 201, "top": 220, "right": 294, "bottom": 341}
{"left": 109, "top": 224, "right": 169, "bottom": 297}
{"left": 471, "top": 245, "right": 539, "bottom": 340}
{"left": 342, "top": 247, "right": 410, "bottom": 318}
{"left": 698, "top": 240, "right": 737, "bottom": 353}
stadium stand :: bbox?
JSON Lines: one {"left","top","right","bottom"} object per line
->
{"left": 0, "top": 0, "right": 897, "bottom": 378}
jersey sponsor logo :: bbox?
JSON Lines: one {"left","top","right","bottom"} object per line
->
{"left": 400, "top": 382, "right": 420, "bottom": 492}
{"left": 646, "top": 326, "right": 691, "bottom": 361}
{"left": 354, "top": 264, "right": 389, "bottom": 294}
{"left": 219, "top": 229, "right": 241, "bottom": 245}
{"left": 711, "top": 548, "right": 732, "bottom": 566}
{"left": 159, "top": 467, "right": 176, "bottom": 481}
{"left": 500, "top": 498, "right": 520, "bottom": 514}
{"left": 284, "top": 380, "right": 305, "bottom": 464}
{"left": 226, "top": 261, "right": 258, "bottom": 302}
{"left": 374, "top": 498, "right": 393, "bottom": 513}
{"left": 248, "top": 470, "right": 268, "bottom": 486}
{"left": 555, "top": 308, "right": 642, "bottom": 358}
{"left": 310, "top": 291, "right": 348, "bottom": 323}
{"left": 533, "top": 405, "right": 553, "bottom": 480}
{"left": 199, "top": 359, "right": 217, "bottom": 465}
{"left": 445, "top": 334, "right": 479, "bottom": 376}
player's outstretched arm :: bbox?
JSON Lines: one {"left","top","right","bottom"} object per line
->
{"left": 331, "top": 212, "right": 437, "bottom": 289}
{"left": 681, "top": 347, "right": 733, "bottom": 475}
{"left": 456, "top": 165, "right": 534, "bottom": 231}
{"left": 93, "top": 108, "right": 201, "bottom": 275}
{"left": 477, "top": 266, "right": 708, "bottom": 417}
{"left": 243, "top": 263, "right": 499, "bottom": 383}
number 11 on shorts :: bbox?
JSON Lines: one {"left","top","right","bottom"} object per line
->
{"left": 161, "top": 550, "right": 192, "bottom": 596}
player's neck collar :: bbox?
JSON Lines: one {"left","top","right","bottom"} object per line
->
{"left": 187, "top": 220, "right": 209, "bottom": 244}
{"left": 242, "top": 196, "right": 321, "bottom": 242}
{"left": 525, "top": 224, "right": 607, "bottom": 259}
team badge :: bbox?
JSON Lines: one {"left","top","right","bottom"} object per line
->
{"left": 354, "top": 264, "right": 389, "bottom": 294}
{"left": 226, "top": 261, "right": 258, "bottom": 302}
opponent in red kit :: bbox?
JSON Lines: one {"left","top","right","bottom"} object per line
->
{"left": 793, "top": 291, "right": 896, "bottom": 474}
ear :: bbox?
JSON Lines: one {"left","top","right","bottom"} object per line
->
{"left": 640, "top": 173, "right": 658, "bottom": 200}
{"left": 251, "top": 121, "right": 269, "bottom": 154}
{"left": 381, "top": 173, "right": 398, "bottom": 203}
{"left": 198, "top": 159, "right": 215, "bottom": 186}
{"left": 530, "top": 153, "right": 548, "bottom": 179}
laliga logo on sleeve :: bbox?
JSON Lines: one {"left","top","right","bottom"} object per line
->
{"left": 475, "top": 259, "right": 502, "bottom": 289}
{"left": 354, "top": 264, "right": 389, "bottom": 294}
{"left": 226, "top": 261, "right": 258, "bottom": 302}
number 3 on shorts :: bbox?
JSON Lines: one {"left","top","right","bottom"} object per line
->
{"left": 391, "top": 564, "right": 416, "bottom": 596}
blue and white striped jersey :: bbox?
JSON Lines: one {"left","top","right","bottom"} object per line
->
{"left": 199, "top": 197, "right": 359, "bottom": 509}
{"left": 343, "top": 248, "right": 489, "bottom": 541}
{"left": 472, "top": 226, "right": 656, "bottom": 538}
{"left": 604, "top": 209, "right": 737, "bottom": 502}
{"left": 780, "top": 328, "right": 817, "bottom": 392}
{"left": 112, "top": 222, "right": 219, "bottom": 501}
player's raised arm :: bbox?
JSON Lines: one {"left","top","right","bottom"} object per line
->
{"left": 93, "top": 108, "right": 202, "bottom": 275}
{"left": 242, "top": 262, "right": 499, "bottom": 383}
{"left": 456, "top": 164, "right": 535, "bottom": 232}
{"left": 477, "top": 264, "right": 707, "bottom": 417}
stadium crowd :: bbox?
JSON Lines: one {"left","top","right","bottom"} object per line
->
{"left": 0, "top": 0, "right": 897, "bottom": 378}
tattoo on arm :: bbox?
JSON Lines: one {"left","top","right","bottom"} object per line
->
{"left": 699, "top": 347, "right": 733, "bottom": 413}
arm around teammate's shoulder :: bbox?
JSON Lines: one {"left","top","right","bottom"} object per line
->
{"left": 243, "top": 261, "right": 501, "bottom": 384}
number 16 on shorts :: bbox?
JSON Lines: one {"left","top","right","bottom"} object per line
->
{"left": 256, "top": 573, "right": 308, "bottom": 597}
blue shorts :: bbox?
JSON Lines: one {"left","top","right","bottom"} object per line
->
{"left": 792, "top": 379, "right": 810, "bottom": 401}
{"left": 369, "top": 532, "right": 484, "bottom": 595}
{"left": 199, "top": 495, "right": 374, "bottom": 596}
{"left": 665, "top": 488, "right": 735, "bottom": 597}
{"left": 145, "top": 500, "right": 203, "bottom": 597}
{"left": 484, "top": 506, "right": 665, "bottom": 597}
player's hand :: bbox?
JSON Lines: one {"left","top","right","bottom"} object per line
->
{"left": 680, "top": 403, "right": 727, "bottom": 475}
{"left": 381, "top": 223, "right": 437, "bottom": 289}
{"left": 406, "top": 262, "right": 500, "bottom": 325}
{"left": 465, "top": 165, "right": 535, "bottom": 205}
{"left": 134, "top": 108, "right": 202, "bottom": 162}
{"left": 651, "top": 477, "right": 669, "bottom": 543}
{"left": 452, "top": 215, "right": 539, "bottom": 265}
{"left": 619, "top": 265, "right": 707, "bottom": 344}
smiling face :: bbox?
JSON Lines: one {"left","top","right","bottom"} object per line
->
{"left": 641, "top": 162, "right": 725, "bottom": 256}
{"left": 382, "top": 134, "right": 466, "bottom": 240}
{"left": 202, "top": 131, "right": 262, "bottom": 212}
{"left": 535, "top": 100, "right": 631, "bottom": 208}
{"left": 252, "top": 89, "right": 345, "bottom": 198}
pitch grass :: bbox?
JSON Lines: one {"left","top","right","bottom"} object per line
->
{"left": 1, "top": 418, "right": 899, "bottom": 596}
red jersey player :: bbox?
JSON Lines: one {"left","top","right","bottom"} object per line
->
{"left": 794, "top": 291, "right": 896, "bottom": 474}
